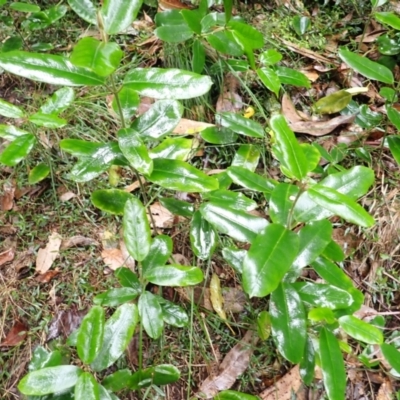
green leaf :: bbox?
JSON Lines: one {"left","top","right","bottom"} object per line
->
{"left": 260, "top": 49, "right": 282, "bottom": 65}
{"left": 322, "top": 240, "right": 345, "bottom": 262}
{"left": 0, "top": 51, "right": 105, "bottom": 86}
{"left": 157, "top": 296, "right": 188, "bottom": 327}
{"left": 292, "top": 15, "right": 310, "bottom": 35}
{"left": 301, "top": 143, "right": 321, "bottom": 173}
{"left": 155, "top": 10, "right": 193, "bottom": 43}
{"left": 229, "top": 20, "right": 264, "bottom": 49}
{"left": 131, "top": 100, "right": 183, "bottom": 140}
{"left": 200, "top": 202, "right": 268, "bottom": 243}
{"left": 77, "top": 306, "right": 105, "bottom": 364}
{"left": 223, "top": 0, "right": 233, "bottom": 22}
{"left": 311, "top": 256, "right": 353, "bottom": 290}
{"left": 141, "top": 235, "right": 172, "bottom": 275}
{"left": 314, "top": 90, "right": 352, "bottom": 114}
{"left": 202, "top": 189, "right": 257, "bottom": 212}
{"left": 0, "top": 133, "right": 36, "bottom": 166}
{"left": 269, "top": 183, "right": 299, "bottom": 226}
{"left": 231, "top": 144, "right": 260, "bottom": 172}
{"left": 308, "top": 307, "right": 336, "bottom": 324}
{"left": 222, "top": 247, "right": 246, "bottom": 274}
{"left": 300, "top": 338, "right": 315, "bottom": 385}
{"left": 294, "top": 282, "right": 353, "bottom": 309}
{"left": 275, "top": 66, "right": 311, "bottom": 88}
{"left": 149, "top": 137, "right": 193, "bottom": 161}
{"left": 257, "top": 67, "right": 281, "bottom": 97}
{"left": 159, "top": 197, "right": 194, "bottom": 218}
{"left": 91, "top": 189, "right": 134, "bottom": 215}
{"left": 319, "top": 327, "right": 346, "bottom": 400}
{"left": 70, "top": 38, "right": 123, "bottom": 77}
{"left": 380, "top": 343, "right": 400, "bottom": 374}
{"left": 29, "top": 347, "right": 62, "bottom": 371}
{"left": 102, "top": 369, "right": 132, "bottom": 392}
{"left": 2, "top": 36, "right": 23, "bottom": 52}
{"left": 181, "top": 9, "right": 202, "bottom": 34}
{"left": 148, "top": 158, "right": 219, "bottom": 192}
{"left": 0, "top": 98, "right": 25, "bottom": 118}
{"left": 387, "top": 106, "right": 400, "bottom": 130}
{"left": 91, "top": 304, "right": 138, "bottom": 372}
{"left": 190, "top": 210, "right": 217, "bottom": 260}
{"left": 308, "top": 186, "right": 375, "bottom": 227}
{"left": 269, "top": 114, "right": 308, "bottom": 180}
{"left": 371, "top": 0, "right": 388, "bottom": 6}
{"left": 338, "top": 315, "right": 383, "bottom": 344}
{"left": 100, "top": 0, "right": 142, "bottom": 34}
{"left": 215, "top": 391, "right": 259, "bottom": 400}
{"left": 206, "top": 31, "right": 244, "bottom": 57}
{"left": 374, "top": 12, "right": 400, "bottom": 30}
{"left": 29, "top": 163, "right": 50, "bottom": 184}
{"left": 115, "top": 267, "right": 141, "bottom": 290}
{"left": 243, "top": 224, "right": 299, "bottom": 297}
{"left": 227, "top": 166, "right": 277, "bottom": 193}
{"left": 94, "top": 288, "right": 141, "bottom": 306}
{"left": 40, "top": 87, "right": 75, "bottom": 114}
{"left": 257, "top": 311, "right": 271, "bottom": 341}
{"left": 192, "top": 39, "right": 205, "bottom": 73}
{"left": 67, "top": 0, "right": 97, "bottom": 25}
{"left": 75, "top": 372, "right": 99, "bottom": 400}
{"left": 123, "top": 197, "right": 152, "bottom": 262}
{"left": 388, "top": 136, "right": 400, "bottom": 166}
{"left": 113, "top": 86, "right": 139, "bottom": 122}
{"left": 200, "top": 126, "right": 238, "bottom": 144}
{"left": 117, "top": 128, "right": 153, "bottom": 175}
{"left": 0, "top": 125, "right": 29, "bottom": 140}
{"left": 124, "top": 68, "right": 213, "bottom": 100}
{"left": 18, "top": 366, "right": 82, "bottom": 395}
{"left": 99, "top": 385, "right": 115, "bottom": 400}
{"left": 144, "top": 264, "right": 204, "bottom": 286}
{"left": 129, "top": 364, "right": 180, "bottom": 389}
{"left": 217, "top": 112, "right": 264, "bottom": 138}
{"left": 338, "top": 48, "right": 394, "bottom": 84}
{"left": 270, "top": 283, "right": 306, "bottom": 363}
{"left": 10, "top": 2, "right": 41, "bottom": 12}
{"left": 29, "top": 112, "right": 66, "bottom": 128}
{"left": 138, "top": 291, "right": 163, "bottom": 339}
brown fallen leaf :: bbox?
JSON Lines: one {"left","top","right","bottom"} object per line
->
{"left": 148, "top": 202, "right": 174, "bottom": 229}
{"left": 289, "top": 114, "right": 356, "bottom": 136}
{"left": 0, "top": 248, "right": 15, "bottom": 267}
{"left": 172, "top": 118, "right": 214, "bottom": 135}
{"left": 124, "top": 177, "right": 146, "bottom": 192}
{"left": 36, "top": 232, "right": 62, "bottom": 274}
{"left": 281, "top": 93, "right": 304, "bottom": 124}
{"left": 1, "top": 181, "right": 16, "bottom": 211}
{"left": 101, "top": 248, "right": 125, "bottom": 271}
{"left": 196, "top": 330, "right": 259, "bottom": 398}
{"left": 259, "top": 365, "right": 303, "bottom": 400}
{"left": 0, "top": 320, "right": 28, "bottom": 347}
{"left": 119, "top": 240, "right": 136, "bottom": 269}
{"left": 59, "top": 191, "right": 77, "bottom": 202}
{"left": 35, "top": 268, "right": 60, "bottom": 283}
{"left": 377, "top": 379, "right": 394, "bottom": 400}
{"left": 12, "top": 249, "right": 34, "bottom": 273}
{"left": 61, "top": 236, "right": 99, "bottom": 250}
{"left": 47, "top": 307, "right": 86, "bottom": 341}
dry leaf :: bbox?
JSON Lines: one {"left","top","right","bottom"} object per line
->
{"left": 101, "top": 248, "right": 125, "bottom": 271}
{"left": 259, "top": 365, "right": 303, "bottom": 400}
{"left": 210, "top": 274, "right": 227, "bottom": 320}
{"left": 281, "top": 93, "right": 304, "bottom": 124}
{"left": 137, "top": 96, "right": 154, "bottom": 115}
{"left": 35, "top": 268, "right": 60, "bottom": 283}
{"left": 47, "top": 307, "right": 86, "bottom": 341}
{"left": 0, "top": 248, "right": 15, "bottom": 267}
{"left": 0, "top": 321, "right": 28, "bottom": 347}
{"left": 119, "top": 240, "right": 136, "bottom": 269}
{"left": 1, "top": 181, "right": 16, "bottom": 211}
{"left": 197, "top": 330, "right": 259, "bottom": 398}
{"left": 377, "top": 379, "right": 394, "bottom": 400}
{"left": 124, "top": 177, "right": 146, "bottom": 192}
{"left": 172, "top": 118, "right": 214, "bottom": 134}
{"left": 61, "top": 236, "right": 99, "bottom": 250}
{"left": 222, "top": 287, "right": 246, "bottom": 313}
{"left": 300, "top": 69, "right": 320, "bottom": 82}
{"left": 12, "top": 249, "right": 34, "bottom": 273}
{"left": 289, "top": 114, "right": 356, "bottom": 136}
{"left": 59, "top": 191, "right": 76, "bottom": 202}
{"left": 36, "top": 232, "right": 62, "bottom": 274}
{"left": 148, "top": 202, "right": 174, "bottom": 229}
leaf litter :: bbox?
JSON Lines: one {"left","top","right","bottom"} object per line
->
{"left": 0, "top": 321, "right": 28, "bottom": 347}
{"left": 35, "top": 231, "right": 62, "bottom": 275}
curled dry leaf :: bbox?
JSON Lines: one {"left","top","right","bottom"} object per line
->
{"left": 12, "top": 249, "right": 34, "bottom": 273}
{"left": 197, "top": 330, "right": 259, "bottom": 398}
{"left": 61, "top": 236, "right": 99, "bottom": 250}
{"left": 289, "top": 114, "right": 356, "bottom": 136}
{"left": 0, "top": 320, "right": 28, "bottom": 347}
{"left": 35, "top": 232, "right": 62, "bottom": 275}
{"left": 0, "top": 248, "right": 15, "bottom": 267}
{"left": 259, "top": 365, "right": 303, "bottom": 400}
{"left": 35, "top": 268, "right": 60, "bottom": 283}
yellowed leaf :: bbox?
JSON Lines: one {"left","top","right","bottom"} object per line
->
{"left": 210, "top": 274, "right": 227, "bottom": 320}
{"left": 35, "top": 232, "right": 62, "bottom": 274}
{"left": 101, "top": 248, "right": 125, "bottom": 271}
{"left": 377, "top": 379, "right": 394, "bottom": 400}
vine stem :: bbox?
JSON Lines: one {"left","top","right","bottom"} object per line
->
{"left": 286, "top": 185, "right": 305, "bottom": 229}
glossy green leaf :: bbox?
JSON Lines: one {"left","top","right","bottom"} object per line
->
{"left": 229, "top": 20, "right": 264, "bottom": 49}
{"left": 157, "top": 296, "right": 189, "bottom": 327}
{"left": 322, "top": 240, "right": 345, "bottom": 262}
{"left": 28, "top": 163, "right": 50, "bottom": 184}
{"left": 75, "top": 372, "right": 99, "bottom": 400}
{"left": 200, "top": 202, "right": 268, "bottom": 243}
{"left": 294, "top": 282, "right": 353, "bottom": 309}
{"left": 202, "top": 189, "right": 257, "bottom": 212}
{"left": 338, "top": 48, "right": 394, "bottom": 84}
{"left": 375, "top": 12, "right": 400, "bottom": 29}
{"left": 192, "top": 39, "right": 206, "bottom": 74}
{"left": 100, "top": 0, "right": 142, "bottom": 34}
{"left": 311, "top": 256, "right": 353, "bottom": 290}
{"left": 148, "top": 158, "right": 219, "bottom": 192}
{"left": 269, "top": 183, "right": 299, "bottom": 226}
{"left": 217, "top": 112, "right": 264, "bottom": 138}
{"left": 206, "top": 31, "right": 244, "bottom": 57}
{"left": 115, "top": 267, "right": 141, "bottom": 290}
{"left": 102, "top": 369, "right": 132, "bottom": 392}
{"left": 260, "top": 49, "right": 282, "bottom": 65}
{"left": 149, "top": 137, "right": 193, "bottom": 161}
{"left": 257, "top": 311, "right": 271, "bottom": 341}
{"left": 0, "top": 133, "right": 36, "bottom": 166}
{"left": 40, "top": 87, "right": 75, "bottom": 114}
{"left": 223, "top": 0, "right": 233, "bottom": 22}
{"left": 60, "top": 139, "right": 104, "bottom": 157}
{"left": 227, "top": 166, "right": 277, "bottom": 193}
{"left": 314, "top": 90, "right": 352, "bottom": 114}
{"left": 257, "top": 67, "right": 281, "bottom": 97}
{"left": 339, "top": 315, "right": 383, "bottom": 344}
{"left": 0, "top": 98, "right": 25, "bottom": 118}
{"left": 308, "top": 307, "right": 336, "bottom": 324}
{"left": 124, "top": 68, "right": 213, "bottom": 100}
{"left": 200, "top": 126, "right": 238, "bottom": 144}
{"left": 201, "top": 11, "right": 226, "bottom": 32}
{"left": 215, "top": 391, "right": 259, "bottom": 400}
{"left": 380, "top": 343, "right": 400, "bottom": 374}
{"left": 91, "top": 189, "right": 133, "bottom": 215}
{"left": 25, "top": 5, "right": 67, "bottom": 30}
{"left": 387, "top": 106, "right": 400, "bottom": 130}
{"left": 2, "top": 36, "right": 23, "bottom": 52}
{"left": 77, "top": 306, "right": 105, "bottom": 364}
{"left": 129, "top": 364, "right": 180, "bottom": 389}
{"left": 99, "top": 385, "right": 115, "bottom": 400}
{"left": 181, "top": 9, "right": 202, "bottom": 34}
{"left": 91, "top": 304, "right": 138, "bottom": 372}
{"left": 232, "top": 144, "right": 260, "bottom": 172}
{"left": 159, "top": 197, "right": 194, "bottom": 218}
{"left": 190, "top": 210, "right": 217, "bottom": 260}
{"left": 29, "top": 112, "right": 66, "bottom": 128}
{"left": 275, "top": 66, "right": 311, "bottom": 88}
{"left": 0, "top": 125, "right": 29, "bottom": 141}
{"left": 371, "top": 0, "right": 388, "bottom": 6}
{"left": 138, "top": 291, "right": 163, "bottom": 339}
{"left": 300, "top": 338, "right": 315, "bottom": 385}
{"left": 67, "top": 0, "right": 97, "bottom": 24}
{"left": 94, "top": 288, "right": 141, "bottom": 306}
{"left": 292, "top": 15, "right": 310, "bottom": 35}
{"left": 113, "top": 86, "right": 139, "bottom": 122}
{"left": 70, "top": 38, "right": 123, "bottom": 77}
{"left": 388, "top": 136, "right": 400, "bottom": 166}
{"left": 308, "top": 186, "right": 375, "bottom": 227}
{"left": 377, "top": 34, "right": 400, "bottom": 55}
{"left": 269, "top": 114, "right": 308, "bottom": 180}
{"left": 155, "top": 10, "right": 192, "bottom": 42}
{"left": 270, "top": 283, "right": 306, "bottom": 363}
{"left": 18, "top": 366, "right": 82, "bottom": 395}
{"left": 29, "top": 347, "right": 62, "bottom": 371}
{"left": 222, "top": 247, "right": 246, "bottom": 274}
{"left": 117, "top": 128, "right": 153, "bottom": 175}
{"left": 141, "top": 235, "right": 173, "bottom": 275}
{"left": 0, "top": 51, "right": 105, "bottom": 86}
{"left": 144, "top": 264, "right": 204, "bottom": 286}
{"left": 10, "top": 2, "right": 41, "bottom": 12}
{"left": 320, "top": 327, "right": 346, "bottom": 400}
{"left": 123, "top": 197, "right": 151, "bottom": 262}
{"left": 243, "top": 224, "right": 299, "bottom": 297}
{"left": 301, "top": 143, "right": 321, "bottom": 173}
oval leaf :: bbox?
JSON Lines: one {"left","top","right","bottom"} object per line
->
{"left": 138, "top": 291, "right": 163, "bottom": 339}
{"left": 217, "top": 112, "right": 264, "bottom": 138}
{"left": 0, "top": 133, "right": 36, "bottom": 166}
{"left": 141, "top": 235, "right": 173, "bottom": 275}
{"left": 91, "top": 189, "right": 133, "bottom": 215}
{"left": 0, "top": 98, "right": 25, "bottom": 118}
{"left": 144, "top": 264, "right": 203, "bottom": 286}
{"left": 190, "top": 210, "right": 217, "bottom": 260}
{"left": 29, "top": 163, "right": 50, "bottom": 184}
{"left": 338, "top": 315, "right": 383, "bottom": 344}
{"left": 67, "top": 0, "right": 97, "bottom": 24}
{"left": 380, "top": 343, "right": 400, "bottom": 374}
{"left": 314, "top": 90, "right": 352, "bottom": 114}
{"left": 269, "top": 183, "right": 299, "bottom": 226}
{"left": 93, "top": 287, "right": 141, "bottom": 306}
{"left": 100, "top": 0, "right": 142, "bottom": 34}
{"left": 75, "top": 372, "right": 99, "bottom": 400}
{"left": 129, "top": 364, "right": 180, "bottom": 389}
{"left": 113, "top": 86, "right": 139, "bottom": 122}
{"left": 227, "top": 166, "right": 277, "bottom": 193}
